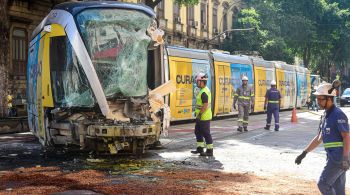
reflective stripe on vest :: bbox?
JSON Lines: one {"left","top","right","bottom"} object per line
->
{"left": 324, "top": 142, "right": 343, "bottom": 148}
{"left": 238, "top": 96, "right": 251, "bottom": 100}
{"left": 195, "top": 87, "right": 212, "bottom": 121}
{"left": 268, "top": 100, "right": 279, "bottom": 104}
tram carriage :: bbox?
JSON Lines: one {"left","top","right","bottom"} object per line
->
{"left": 27, "top": 1, "right": 313, "bottom": 153}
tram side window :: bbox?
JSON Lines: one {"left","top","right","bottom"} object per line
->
{"left": 50, "top": 36, "right": 95, "bottom": 107}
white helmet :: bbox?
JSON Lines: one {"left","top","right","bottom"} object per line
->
{"left": 196, "top": 73, "right": 208, "bottom": 81}
{"left": 242, "top": 76, "right": 248, "bottom": 81}
{"left": 313, "top": 83, "right": 336, "bottom": 96}
{"left": 271, "top": 80, "right": 276, "bottom": 85}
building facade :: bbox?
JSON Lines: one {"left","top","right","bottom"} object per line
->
{"left": 0, "top": 0, "right": 241, "bottom": 117}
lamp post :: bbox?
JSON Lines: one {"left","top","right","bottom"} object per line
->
{"left": 207, "top": 27, "right": 255, "bottom": 48}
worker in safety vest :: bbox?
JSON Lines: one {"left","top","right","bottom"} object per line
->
{"left": 233, "top": 76, "right": 254, "bottom": 132}
{"left": 191, "top": 73, "right": 213, "bottom": 156}
{"left": 263, "top": 80, "right": 281, "bottom": 131}
{"left": 295, "top": 80, "right": 350, "bottom": 195}
{"left": 7, "top": 90, "right": 13, "bottom": 117}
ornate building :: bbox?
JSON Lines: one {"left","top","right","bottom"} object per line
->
{"left": 0, "top": 0, "right": 241, "bottom": 117}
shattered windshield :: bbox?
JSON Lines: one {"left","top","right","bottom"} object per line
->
{"left": 76, "top": 9, "right": 153, "bottom": 98}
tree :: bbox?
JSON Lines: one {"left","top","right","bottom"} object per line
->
{"left": 0, "top": 0, "right": 8, "bottom": 117}
{"left": 223, "top": 0, "right": 350, "bottom": 80}
{"left": 145, "top": 0, "right": 199, "bottom": 9}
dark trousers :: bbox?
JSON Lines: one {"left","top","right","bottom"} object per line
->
{"left": 318, "top": 160, "right": 346, "bottom": 195}
{"left": 266, "top": 105, "right": 279, "bottom": 130}
{"left": 195, "top": 120, "right": 212, "bottom": 144}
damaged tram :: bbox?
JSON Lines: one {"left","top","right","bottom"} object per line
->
{"left": 27, "top": 2, "right": 169, "bottom": 154}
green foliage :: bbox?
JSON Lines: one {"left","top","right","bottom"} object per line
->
{"left": 174, "top": 0, "right": 199, "bottom": 6}
{"left": 223, "top": 0, "right": 350, "bottom": 82}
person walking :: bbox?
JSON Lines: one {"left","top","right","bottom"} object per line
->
{"left": 295, "top": 81, "right": 350, "bottom": 195}
{"left": 233, "top": 76, "right": 254, "bottom": 132}
{"left": 310, "top": 85, "right": 319, "bottom": 111}
{"left": 191, "top": 73, "right": 213, "bottom": 156}
{"left": 263, "top": 80, "right": 281, "bottom": 131}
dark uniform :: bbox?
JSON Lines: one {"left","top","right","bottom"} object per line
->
{"left": 318, "top": 105, "right": 349, "bottom": 194}
{"left": 265, "top": 88, "right": 281, "bottom": 131}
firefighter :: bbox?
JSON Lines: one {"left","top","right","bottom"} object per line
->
{"left": 191, "top": 73, "right": 213, "bottom": 156}
{"left": 295, "top": 81, "right": 350, "bottom": 195}
{"left": 263, "top": 80, "right": 281, "bottom": 131}
{"left": 233, "top": 76, "right": 254, "bottom": 132}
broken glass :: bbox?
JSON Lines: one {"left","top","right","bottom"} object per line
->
{"left": 50, "top": 36, "right": 95, "bottom": 107}
{"left": 76, "top": 9, "right": 153, "bottom": 98}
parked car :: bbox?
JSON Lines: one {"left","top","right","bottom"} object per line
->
{"left": 340, "top": 88, "right": 350, "bottom": 107}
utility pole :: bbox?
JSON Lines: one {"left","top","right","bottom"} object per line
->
{"left": 207, "top": 28, "right": 255, "bottom": 48}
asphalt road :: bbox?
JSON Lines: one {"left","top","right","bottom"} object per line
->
{"left": 156, "top": 107, "right": 350, "bottom": 187}
{"left": 1, "top": 107, "right": 350, "bottom": 187}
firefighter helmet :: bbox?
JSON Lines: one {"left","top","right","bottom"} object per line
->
{"left": 271, "top": 80, "right": 276, "bottom": 85}
{"left": 196, "top": 73, "right": 208, "bottom": 81}
{"left": 313, "top": 83, "right": 336, "bottom": 97}
{"left": 242, "top": 76, "right": 249, "bottom": 81}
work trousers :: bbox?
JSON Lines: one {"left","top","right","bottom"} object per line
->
{"left": 194, "top": 120, "right": 212, "bottom": 145}
{"left": 238, "top": 104, "right": 250, "bottom": 128}
{"left": 318, "top": 160, "right": 346, "bottom": 195}
{"left": 266, "top": 105, "right": 279, "bottom": 130}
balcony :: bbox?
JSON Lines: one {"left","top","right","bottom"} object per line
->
{"left": 187, "top": 26, "right": 197, "bottom": 38}
{"left": 174, "top": 22, "right": 183, "bottom": 33}
{"left": 201, "top": 31, "right": 208, "bottom": 39}
{"left": 158, "top": 18, "right": 168, "bottom": 30}
{"left": 200, "top": 24, "right": 208, "bottom": 39}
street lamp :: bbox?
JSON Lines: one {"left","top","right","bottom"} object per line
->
{"left": 207, "top": 27, "right": 256, "bottom": 45}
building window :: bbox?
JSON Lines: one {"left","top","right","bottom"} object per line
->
{"left": 212, "top": 7, "right": 218, "bottom": 31}
{"left": 200, "top": 3, "right": 207, "bottom": 25}
{"left": 174, "top": 3, "right": 180, "bottom": 17}
{"left": 12, "top": 28, "right": 27, "bottom": 77}
{"left": 173, "top": 3, "right": 181, "bottom": 23}
{"left": 223, "top": 12, "right": 228, "bottom": 31}
{"left": 157, "top": 0, "right": 165, "bottom": 19}
{"left": 223, "top": 1, "right": 229, "bottom": 31}
{"left": 187, "top": 6, "right": 195, "bottom": 24}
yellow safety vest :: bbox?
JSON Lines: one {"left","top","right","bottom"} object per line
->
{"left": 195, "top": 86, "right": 212, "bottom": 121}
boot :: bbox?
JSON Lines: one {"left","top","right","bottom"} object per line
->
{"left": 191, "top": 147, "right": 204, "bottom": 154}
{"left": 237, "top": 127, "right": 243, "bottom": 132}
{"left": 264, "top": 126, "right": 270, "bottom": 130}
{"left": 244, "top": 127, "right": 248, "bottom": 132}
{"left": 200, "top": 148, "right": 213, "bottom": 156}
{"left": 274, "top": 125, "right": 279, "bottom": 131}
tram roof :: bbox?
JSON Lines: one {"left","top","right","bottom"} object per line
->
{"left": 273, "top": 61, "right": 295, "bottom": 71}
{"left": 294, "top": 65, "right": 310, "bottom": 73}
{"left": 250, "top": 57, "right": 274, "bottom": 69}
{"left": 211, "top": 52, "right": 252, "bottom": 65}
{"left": 166, "top": 45, "right": 210, "bottom": 60}
{"left": 54, "top": 1, "right": 155, "bottom": 17}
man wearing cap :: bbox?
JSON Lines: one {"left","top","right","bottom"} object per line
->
{"left": 295, "top": 81, "right": 350, "bottom": 195}
{"left": 191, "top": 73, "right": 213, "bottom": 156}
{"left": 264, "top": 80, "right": 281, "bottom": 131}
{"left": 233, "top": 76, "right": 255, "bottom": 132}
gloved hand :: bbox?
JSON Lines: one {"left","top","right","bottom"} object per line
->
{"left": 196, "top": 113, "right": 202, "bottom": 122}
{"left": 295, "top": 151, "right": 307, "bottom": 165}
{"left": 341, "top": 156, "right": 350, "bottom": 170}
{"left": 263, "top": 105, "right": 266, "bottom": 110}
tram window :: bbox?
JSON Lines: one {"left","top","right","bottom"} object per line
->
{"left": 50, "top": 36, "right": 95, "bottom": 107}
